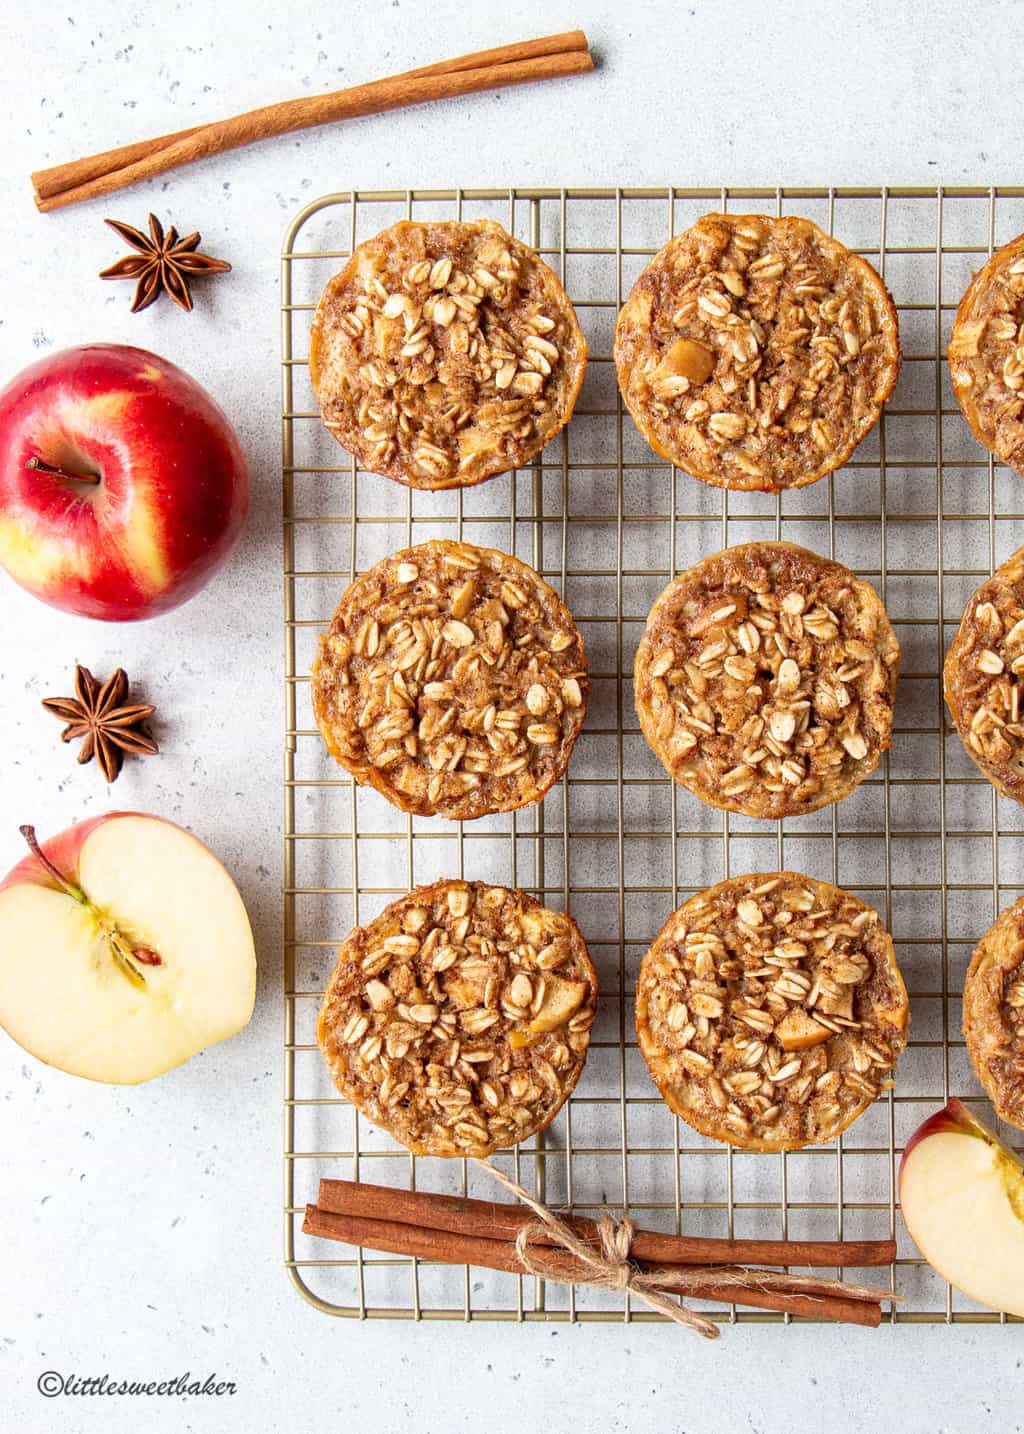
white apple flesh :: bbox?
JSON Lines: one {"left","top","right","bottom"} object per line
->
{"left": 899, "top": 1097, "right": 1024, "bottom": 1316}
{"left": 0, "top": 814, "right": 255, "bottom": 1084}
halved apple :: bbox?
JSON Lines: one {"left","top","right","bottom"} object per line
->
{"left": 0, "top": 813, "right": 256, "bottom": 1084}
{"left": 899, "top": 1097, "right": 1024, "bottom": 1316}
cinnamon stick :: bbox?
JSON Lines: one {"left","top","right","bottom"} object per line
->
{"left": 301, "top": 1205, "right": 882, "bottom": 1327}
{"left": 316, "top": 1178, "right": 896, "bottom": 1269}
{"left": 32, "top": 33, "right": 593, "bottom": 212}
{"left": 32, "top": 30, "right": 589, "bottom": 204}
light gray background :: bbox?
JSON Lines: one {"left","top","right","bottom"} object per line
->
{"left": 2, "top": 2, "right": 1023, "bottom": 1431}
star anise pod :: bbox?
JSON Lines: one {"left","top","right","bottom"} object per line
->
{"left": 42, "top": 665, "right": 158, "bottom": 784}
{"left": 99, "top": 213, "right": 231, "bottom": 313}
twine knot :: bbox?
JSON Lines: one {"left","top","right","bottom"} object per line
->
{"left": 595, "top": 1213, "right": 634, "bottom": 1288}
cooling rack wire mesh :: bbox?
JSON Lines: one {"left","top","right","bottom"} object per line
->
{"left": 282, "top": 186, "right": 1024, "bottom": 1324}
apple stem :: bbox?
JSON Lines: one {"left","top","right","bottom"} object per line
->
{"left": 18, "top": 824, "right": 88, "bottom": 905}
{"left": 18, "top": 825, "right": 161, "bottom": 984}
{"left": 25, "top": 455, "right": 101, "bottom": 486}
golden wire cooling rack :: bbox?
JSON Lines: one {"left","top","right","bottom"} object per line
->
{"left": 282, "top": 186, "right": 1024, "bottom": 1324}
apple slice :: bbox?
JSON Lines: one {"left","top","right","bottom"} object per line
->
{"left": 899, "top": 1097, "right": 1024, "bottom": 1316}
{"left": 0, "top": 813, "right": 255, "bottom": 1084}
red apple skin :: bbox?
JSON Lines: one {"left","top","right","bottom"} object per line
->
{"left": 899, "top": 1099, "right": 978, "bottom": 1178}
{"left": 2, "top": 812, "right": 176, "bottom": 894}
{"left": 0, "top": 344, "right": 247, "bottom": 620}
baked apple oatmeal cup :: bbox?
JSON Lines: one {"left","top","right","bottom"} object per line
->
{"left": 318, "top": 880, "right": 598, "bottom": 1157}
{"left": 949, "top": 231, "right": 1024, "bottom": 474}
{"left": 633, "top": 541, "right": 899, "bottom": 819}
{"left": 963, "top": 896, "right": 1024, "bottom": 1131}
{"left": 310, "top": 219, "right": 587, "bottom": 489}
{"left": 635, "top": 872, "right": 908, "bottom": 1152}
{"left": 614, "top": 213, "right": 900, "bottom": 492}
{"left": 312, "top": 540, "right": 588, "bottom": 820}
{"left": 944, "top": 546, "right": 1024, "bottom": 803}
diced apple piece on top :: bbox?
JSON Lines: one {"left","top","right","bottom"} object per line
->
{"left": 776, "top": 1008, "right": 831, "bottom": 1051}
{"left": 528, "top": 975, "right": 587, "bottom": 1033}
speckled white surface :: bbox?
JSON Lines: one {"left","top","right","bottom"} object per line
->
{"left": 4, "top": 2, "right": 1024, "bottom": 1430}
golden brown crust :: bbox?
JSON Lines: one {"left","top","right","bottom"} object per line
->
{"left": 614, "top": 213, "right": 900, "bottom": 491}
{"left": 949, "top": 233, "right": 1024, "bottom": 474}
{"left": 309, "top": 220, "right": 587, "bottom": 490}
{"left": 944, "top": 547, "right": 1024, "bottom": 803}
{"left": 311, "top": 540, "right": 588, "bottom": 820}
{"left": 635, "top": 873, "right": 909, "bottom": 1152}
{"left": 317, "top": 880, "right": 598, "bottom": 1157}
{"left": 964, "top": 897, "right": 1024, "bottom": 1130}
{"left": 633, "top": 541, "right": 900, "bottom": 819}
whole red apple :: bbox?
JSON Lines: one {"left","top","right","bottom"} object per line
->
{"left": 0, "top": 343, "right": 247, "bottom": 620}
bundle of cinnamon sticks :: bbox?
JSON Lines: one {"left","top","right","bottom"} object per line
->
{"left": 32, "top": 31, "right": 593, "bottom": 213}
{"left": 303, "top": 1178, "right": 898, "bottom": 1328}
